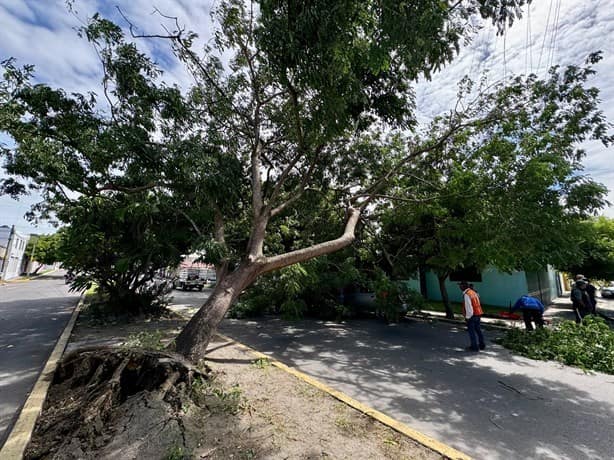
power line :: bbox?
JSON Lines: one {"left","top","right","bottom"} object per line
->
{"left": 527, "top": 3, "right": 533, "bottom": 73}
{"left": 537, "top": 0, "right": 555, "bottom": 73}
{"left": 547, "top": 0, "right": 562, "bottom": 71}
{"left": 503, "top": 24, "right": 508, "bottom": 81}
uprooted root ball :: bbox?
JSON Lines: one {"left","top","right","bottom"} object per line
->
{"left": 25, "top": 347, "right": 209, "bottom": 460}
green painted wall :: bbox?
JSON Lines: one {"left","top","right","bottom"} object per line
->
{"left": 403, "top": 266, "right": 561, "bottom": 308}
{"left": 422, "top": 267, "right": 529, "bottom": 308}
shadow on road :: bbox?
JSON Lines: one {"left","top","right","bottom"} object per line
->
{"left": 219, "top": 317, "right": 614, "bottom": 460}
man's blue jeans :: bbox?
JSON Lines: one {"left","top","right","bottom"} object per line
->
{"left": 467, "top": 315, "right": 485, "bottom": 350}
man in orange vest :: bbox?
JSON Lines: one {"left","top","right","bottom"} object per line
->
{"left": 459, "top": 281, "right": 485, "bottom": 352}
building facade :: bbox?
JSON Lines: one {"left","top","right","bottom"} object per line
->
{"left": 405, "top": 266, "right": 562, "bottom": 308}
{"left": 0, "top": 225, "right": 30, "bottom": 280}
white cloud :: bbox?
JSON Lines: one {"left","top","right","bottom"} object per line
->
{"left": 416, "top": 0, "right": 614, "bottom": 216}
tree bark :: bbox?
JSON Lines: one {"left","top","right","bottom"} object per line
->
{"left": 418, "top": 265, "right": 427, "bottom": 298}
{"left": 174, "top": 262, "right": 261, "bottom": 362}
{"left": 437, "top": 273, "right": 454, "bottom": 319}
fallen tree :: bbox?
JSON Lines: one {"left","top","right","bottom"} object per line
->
{"left": 2, "top": 0, "right": 611, "bottom": 364}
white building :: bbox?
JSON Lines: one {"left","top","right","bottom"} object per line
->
{"left": 0, "top": 225, "right": 30, "bottom": 280}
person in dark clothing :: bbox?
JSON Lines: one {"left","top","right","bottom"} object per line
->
{"left": 571, "top": 279, "right": 591, "bottom": 323}
{"left": 512, "top": 295, "right": 545, "bottom": 331}
{"left": 584, "top": 278, "right": 597, "bottom": 314}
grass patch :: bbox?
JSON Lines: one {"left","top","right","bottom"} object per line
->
{"left": 163, "top": 445, "right": 191, "bottom": 460}
{"left": 498, "top": 315, "right": 614, "bottom": 374}
{"left": 122, "top": 330, "right": 166, "bottom": 351}
{"left": 252, "top": 357, "right": 271, "bottom": 369}
{"left": 191, "top": 377, "right": 247, "bottom": 415}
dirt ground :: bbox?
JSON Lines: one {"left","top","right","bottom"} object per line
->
{"left": 27, "top": 307, "right": 443, "bottom": 459}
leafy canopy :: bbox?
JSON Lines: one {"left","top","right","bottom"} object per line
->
{"left": 376, "top": 55, "right": 611, "bottom": 281}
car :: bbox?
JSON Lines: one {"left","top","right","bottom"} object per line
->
{"left": 600, "top": 284, "right": 614, "bottom": 298}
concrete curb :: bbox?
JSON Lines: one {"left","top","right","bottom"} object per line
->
{"left": 0, "top": 294, "right": 84, "bottom": 459}
{"left": 215, "top": 332, "right": 471, "bottom": 460}
{"left": 0, "top": 269, "right": 59, "bottom": 285}
{"left": 405, "top": 312, "right": 514, "bottom": 331}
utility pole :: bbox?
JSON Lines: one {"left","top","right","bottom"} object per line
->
{"left": 28, "top": 235, "right": 38, "bottom": 276}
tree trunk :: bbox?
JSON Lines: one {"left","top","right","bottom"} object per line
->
{"left": 174, "top": 207, "right": 361, "bottom": 363}
{"left": 418, "top": 265, "right": 427, "bottom": 298}
{"left": 437, "top": 274, "right": 454, "bottom": 319}
{"left": 174, "top": 263, "right": 260, "bottom": 362}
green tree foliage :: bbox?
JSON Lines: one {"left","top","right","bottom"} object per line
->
{"left": 26, "top": 232, "right": 62, "bottom": 270}
{"left": 0, "top": 19, "right": 208, "bottom": 311}
{"left": 557, "top": 217, "right": 614, "bottom": 281}
{"left": 56, "top": 195, "right": 192, "bottom": 314}
{"left": 376, "top": 59, "right": 611, "bottom": 317}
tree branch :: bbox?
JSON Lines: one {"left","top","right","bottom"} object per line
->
{"left": 178, "top": 209, "right": 204, "bottom": 238}
{"left": 262, "top": 207, "right": 361, "bottom": 274}
{"left": 354, "top": 114, "right": 499, "bottom": 210}
{"left": 270, "top": 146, "right": 322, "bottom": 217}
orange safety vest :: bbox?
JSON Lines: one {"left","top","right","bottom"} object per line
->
{"left": 462, "top": 288, "right": 483, "bottom": 317}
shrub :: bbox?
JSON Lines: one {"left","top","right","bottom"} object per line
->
{"left": 400, "top": 285, "right": 426, "bottom": 311}
{"left": 499, "top": 316, "right": 614, "bottom": 374}
{"left": 81, "top": 281, "right": 170, "bottom": 319}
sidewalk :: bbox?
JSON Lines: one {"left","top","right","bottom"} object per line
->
{"left": 0, "top": 269, "right": 59, "bottom": 286}
{"left": 546, "top": 294, "right": 614, "bottom": 323}
{"left": 408, "top": 295, "right": 614, "bottom": 329}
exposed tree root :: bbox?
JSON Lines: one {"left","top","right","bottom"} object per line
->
{"left": 25, "top": 347, "right": 208, "bottom": 460}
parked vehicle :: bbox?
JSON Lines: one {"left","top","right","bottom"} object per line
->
{"left": 64, "top": 270, "right": 75, "bottom": 284}
{"left": 601, "top": 284, "right": 614, "bottom": 298}
{"left": 173, "top": 267, "right": 206, "bottom": 291}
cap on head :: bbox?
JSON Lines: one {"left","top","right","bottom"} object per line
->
{"left": 575, "top": 274, "right": 585, "bottom": 280}
{"left": 576, "top": 279, "right": 587, "bottom": 286}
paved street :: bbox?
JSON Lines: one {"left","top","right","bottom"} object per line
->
{"left": 0, "top": 273, "right": 80, "bottom": 447}
{"left": 219, "top": 314, "right": 614, "bottom": 460}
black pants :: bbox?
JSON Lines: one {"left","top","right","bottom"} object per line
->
{"left": 573, "top": 307, "right": 591, "bottom": 324}
{"left": 522, "top": 309, "right": 544, "bottom": 331}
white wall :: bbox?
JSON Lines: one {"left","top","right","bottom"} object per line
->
{"left": 0, "top": 227, "right": 30, "bottom": 280}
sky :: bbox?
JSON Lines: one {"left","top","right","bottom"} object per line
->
{"left": 0, "top": 0, "right": 613, "bottom": 235}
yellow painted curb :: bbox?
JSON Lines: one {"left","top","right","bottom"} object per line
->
{"left": 0, "top": 294, "right": 84, "bottom": 459}
{"left": 214, "top": 333, "right": 471, "bottom": 460}
{"left": 2, "top": 269, "right": 59, "bottom": 284}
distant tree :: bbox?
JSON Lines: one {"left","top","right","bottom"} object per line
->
{"left": 26, "top": 232, "right": 61, "bottom": 273}
{"left": 557, "top": 217, "right": 614, "bottom": 282}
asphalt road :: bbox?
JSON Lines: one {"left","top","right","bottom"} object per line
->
{"left": 0, "top": 273, "right": 80, "bottom": 447}
{"left": 219, "top": 315, "right": 614, "bottom": 460}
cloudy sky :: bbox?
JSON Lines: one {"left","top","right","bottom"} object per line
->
{"left": 0, "top": 0, "right": 613, "bottom": 234}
